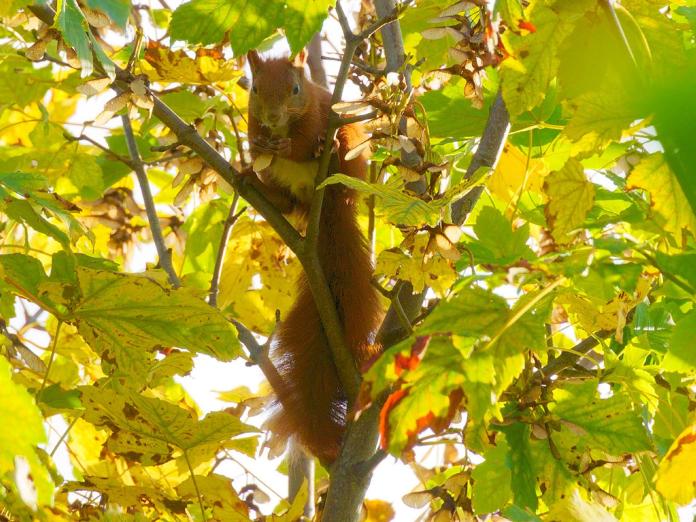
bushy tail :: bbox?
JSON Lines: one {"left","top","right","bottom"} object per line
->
{"left": 269, "top": 159, "right": 382, "bottom": 463}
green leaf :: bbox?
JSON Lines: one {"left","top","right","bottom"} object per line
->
{"left": 551, "top": 381, "right": 652, "bottom": 455}
{"left": 182, "top": 198, "right": 227, "bottom": 274}
{"left": 0, "top": 172, "right": 49, "bottom": 193}
{"left": 471, "top": 438, "right": 512, "bottom": 514}
{"left": 2, "top": 198, "right": 69, "bottom": 246}
{"left": 496, "top": 0, "right": 524, "bottom": 29}
{"left": 0, "top": 254, "right": 50, "bottom": 307}
{"left": 502, "top": 423, "right": 538, "bottom": 511}
{"left": 0, "top": 172, "right": 88, "bottom": 244}
{"left": 84, "top": 0, "right": 130, "bottom": 28}
{"left": 0, "top": 54, "right": 54, "bottom": 106}
{"left": 63, "top": 477, "right": 181, "bottom": 512}
{"left": 654, "top": 252, "right": 696, "bottom": 292}
{"left": 379, "top": 338, "right": 466, "bottom": 454}
{"left": 0, "top": 357, "right": 54, "bottom": 506}
{"left": 161, "top": 91, "right": 211, "bottom": 121}
{"left": 662, "top": 310, "right": 696, "bottom": 373}
{"left": 37, "top": 384, "right": 83, "bottom": 410}
{"left": 170, "top": 0, "right": 284, "bottom": 54}
{"left": 628, "top": 153, "right": 696, "bottom": 244}
{"left": 285, "top": 0, "right": 333, "bottom": 54}
{"left": 88, "top": 32, "right": 116, "bottom": 79}
{"left": 500, "top": 3, "right": 569, "bottom": 117}
{"left": 147, "top": 351, "right": 195, "bottom": 386}
{"left": 319, "top": 174, "right": 447, "bottom": 227}
{"left": 419, "top": 79, "right": 490, "bottom": 140}
{"left": 467, "top": 206, "right": 534, "bottom": 265}
{"left": 55, "top": 0, "right": 93, "bottom": 76}
{"left": 543, "top": 158, "right": 595, "bottom": 243}
{"left": 420, "top": 286, "right": 547, "bottom": 358}
{"left": 563, "top": 89, "right": 638, "bottom": 154}
{"left": 421, "top": 286, "right": 508, "bottom": 336}
{"left": 64, "top": 153, "right": 104, "bottom": 200}
{"left": 80, "top": 387, "right": 257, "bottom": 461}
{"left": 557, "top": 8, "right": 639, "bottom": 100}
{"left": 72, "top": 268, "right": 241, "bottom": 373}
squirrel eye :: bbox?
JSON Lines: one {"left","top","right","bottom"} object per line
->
{"left": 292, "top": 83, "right": 300, "bottom": 95}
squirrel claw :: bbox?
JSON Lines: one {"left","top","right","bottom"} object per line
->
{"left": 314, "top": 135, "right": 339, "bottom": 158}
{"left": 252, "top": 136, "right": 291, "bottom": 156}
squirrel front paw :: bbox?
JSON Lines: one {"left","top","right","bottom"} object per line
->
{"left": 313, "top": 134, "right": 340, "bottom": 159}
{"left": 251, "top": 136, "right": 292, "bottom": 156}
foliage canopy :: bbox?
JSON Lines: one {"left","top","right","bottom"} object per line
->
{"left": 1, "top": 0, "right": 695, "bottom": 520}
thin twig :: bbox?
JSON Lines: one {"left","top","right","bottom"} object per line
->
{"left": 121, "top": 114, "right": 181, "bottom": 287}
{"left": 209, "top": 195, "right": 243, "bottom": 306}
{"left": 321, "top": 55, "right": 386, "bottom": 77}
{"left": 337, "top": 111, "right": 378, "bottom": 125}
{"left": 64, "top": 132, "right": 134, "bottom": 167}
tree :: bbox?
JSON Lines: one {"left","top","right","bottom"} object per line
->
{"left": 1, "top": 0, "right": 695, "bottom": 520}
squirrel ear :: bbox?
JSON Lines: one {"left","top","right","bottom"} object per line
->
{"left": 247, "top": 50, "right": 261, "bottom": 73}
{"left": 292, "top": 48, "right": 308, "bottom": 68}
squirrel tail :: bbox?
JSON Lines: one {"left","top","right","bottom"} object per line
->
{"left": 268, "top": 126, "right": 382, "bottom": 464}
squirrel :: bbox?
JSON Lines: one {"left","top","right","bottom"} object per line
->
{"left": 245, "top": 49, "right": 383, "bottom": 464}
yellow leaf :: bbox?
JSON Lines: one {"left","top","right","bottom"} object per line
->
{"left": 488, "top": 143, "right": 545, "bottom": 211}
{"left": 546, "top": 489, "right": 617, "bottom": 521}
{"left": 557, "top": 277, "right": 651, "bottom": 337}
{"left": 364, "top": 499, "right": 395, "bottom": 521}
{"left": 628, "top": 153, "right": 696, "bottom": 244}
{"left": 140, "top": 41, "right": 242, "bottom": 84}
{"left": 655, "top": 422, "right": 696, "bottom": 505}
{"left": 219, "top": 216, "right": 300, "bottom": 333}
{"left": 376, "top": 234, "right": 456, "bottom": 297}
{"left": 270, "top": 480, "right": 308, "bottom": 521}
{"left": 544, "top": 158, "right": 595, "bottom": 243}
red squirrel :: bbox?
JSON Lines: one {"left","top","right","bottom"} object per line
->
{"left": 245, "top": 49, "right": 383, "bottom": 464}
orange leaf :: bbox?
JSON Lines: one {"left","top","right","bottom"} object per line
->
{"left": 394, "top": 336, "right": 430, "bottom": 377}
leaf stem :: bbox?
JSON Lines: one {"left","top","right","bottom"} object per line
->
{"left": 50, "top": 414, "right": 81, "bottom": 457}
{"left": 38, "top": 320, "right": 62, "bottom": 396}
{"left": 183, "top": 449, "right": 206, "bottom": 521}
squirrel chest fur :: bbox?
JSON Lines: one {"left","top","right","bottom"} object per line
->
{"left": 246, "top": 49, "right": 383, "bottom": 464}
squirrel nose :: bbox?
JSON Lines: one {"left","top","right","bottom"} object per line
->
{"left": 267, "top": 111, "right": 281, "bottom": 124}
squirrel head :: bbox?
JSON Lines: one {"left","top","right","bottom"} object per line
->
{"left": 247, "top": 49, "right": 310, "bottom": 135}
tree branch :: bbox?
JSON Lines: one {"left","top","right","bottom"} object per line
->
{"left": 323, "top": 392, "right": 386, "bottom": 520}
{"left": 451, "top": 89, "right": 511, "bottom": 225}
{"left": 540, "top": 330, "right": 611, "bottom": 378}
{"left": 307, "top": 33, "right": 328, "bottom": 88}
{"left": 301, "top": 1, "right": 399, "bottom": 404}
{"left": 121, "top": 114, "right": 180, "bottom": 287}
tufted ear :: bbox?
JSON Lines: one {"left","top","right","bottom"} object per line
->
{"left": 292, "top": 48, "right": 308, "bottom": 68}
{"left": 247, "top": 50, "right": 262, "bottom": 74}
